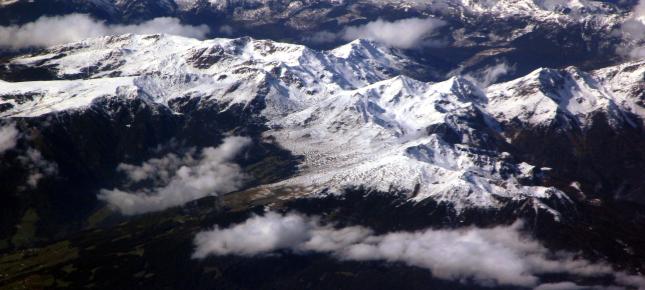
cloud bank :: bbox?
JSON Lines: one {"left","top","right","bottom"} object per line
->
{"left": 99, "top": 136, "right": 251, "bottom": 215}
{"left": 194, "top": 212, "right": 645, "bottom": 289}
{"left": 310, "top": 17, "right": 446, "bottom": 49}
{"left": 0, "top": 123, "right": 18, "bottom": 154}
{"left": 0, "top": 14, "right": 210, "bottom": 49}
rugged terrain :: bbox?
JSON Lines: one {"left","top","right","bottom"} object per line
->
{"left": 0, "top": 0, "right": 644, "bottom": 289}
{"left": 0, "top": 32, "right": 643, "bottom": 289}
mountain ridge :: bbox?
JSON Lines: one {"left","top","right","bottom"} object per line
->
{"left": 0, "top": 3, "right": 644, "bottom": 287}
{"left": 1, "top": 34, "right": 642, "bottom": 214}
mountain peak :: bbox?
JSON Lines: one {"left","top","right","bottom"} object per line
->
{"left": 486, "top": 64, "right": 641, "bottom": 129}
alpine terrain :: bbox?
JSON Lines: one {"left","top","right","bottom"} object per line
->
{"left": 0, "top": 0, "right": 644, "bottom": 290}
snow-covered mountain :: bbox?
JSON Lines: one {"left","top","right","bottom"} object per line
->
{"left": 1, "top": 0, "right": 645, "bottom": 288}
{"left": 456, "top": 0, "right": 622, "bottom": 16}
{"left": 0, "top": 0, "right": 630, "bottom": 48}
{"left": 0, "top": 0, "right": 634, "bottom": 91}
{"left": 0, "top": 0, "right": 644, "bottom": 285}
{"left": 0, "top": 35, "right": 415, "bottom": 116}
{"left": 1, "top": 34, "right": 642, "bottom": 215}
{"left": 487, "top": 65, "right": 645, "bottom": 129}
{"left": 181, "top": 0, "right": 627, "bottom": 19}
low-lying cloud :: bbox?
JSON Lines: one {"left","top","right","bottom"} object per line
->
{"left": 533, "top": 281, "right": 625, "bottom": 290}
{"left": 194, "top": 212, "right": 645, "bottom": 290}
{"left": 465, "top": 62, "right": 515, "bottom": 87}
{"left": 618, "top": 0, "right": 645, "bottom": 59}
{"left": 0, "top": 123, "right": 18, "bottom": 154}
{"left": 0, "top": 123, "right": 58, "bottom": 189}
{"left": 18, "top": 148, "right": 58, "bottom": 189}
{"left": 99, "top": 136, "right": 251, "bottom": 215}
{"left": 341, "top": 18, "right": 446, "bottom": 48}
{"left": 310, "top": 17, "right": 446, "bottom": 49}
{"left": 0, "top": 14, "right": 210, "bottom": 49}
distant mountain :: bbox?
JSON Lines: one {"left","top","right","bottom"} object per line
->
{"left": 0, "top": 0, "right": 636, "bottom": 77}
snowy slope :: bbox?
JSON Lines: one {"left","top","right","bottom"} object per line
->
{"left": 486, "top": 66, "right": 643, "bottom": 129}
{"left": 199, "top": 0, "right": 624, "bottom": 18}
{"left": 592, "top": 60, "right": 645, "bottom": 126}
{"left": 264, "top": 75, "right": 568, "bottom": 210}
{"left": 0, "top": 77, "right": 136, "bottom": 117}
{"left": 1, "top": 35, "right": 415, "bottom": 117}
{"left": 457, "top": 0, "right": 620, "bottom": 17}
{"left": 1, "top": 34, "right": 642, "bottom": 212}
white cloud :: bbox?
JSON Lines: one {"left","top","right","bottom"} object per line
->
{"left": 0, "top": 123, "right": 58, "bottom": 189}
{"left": 307, "top": 31, "right": 338, "bottom": 44}
{"left": 533, "top": 282, "right": 624, "bottom": 290}
{"left": 0, "top": 123, "right": 18, "bottom": 154}
{"left": 309, "top": 17, "right": 446, "bottom": 49}
{"left": 194, "top": 211, "right": 645, "bottom": 289}
{"left": 193, "top": 212, "right": 315, "bottom": 257}
{"left": 17, "top": 148, "right": 58, "bottom": 189}
{"left": 618, "top": 1, "right": 645, "bottom": 59}
{"left": 218, "top": 25, "right": 234, "bottom": 36}
{"left": 0, "top": 14, "right": 210, "bottom": 49}
{"left": 341, "top": 18, "right": 446, "bottom": 49}
{"left": 465, "top": 62, "right": 515, "bottom": 87}
{"left": 99, "top": 136, "right": 251, "bottom": 215}
{"left": 635, "top": 0, "right": 645, "bottom": 22}
{"left": 616, "top": 272, "right": 645, "bottom": 290}
{"left": 533, "top": 282, "right": 589, "bottom": 290}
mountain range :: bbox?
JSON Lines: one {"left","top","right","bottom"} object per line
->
{"left": 0, "top": 1, "right": 644, "bottom": 289}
